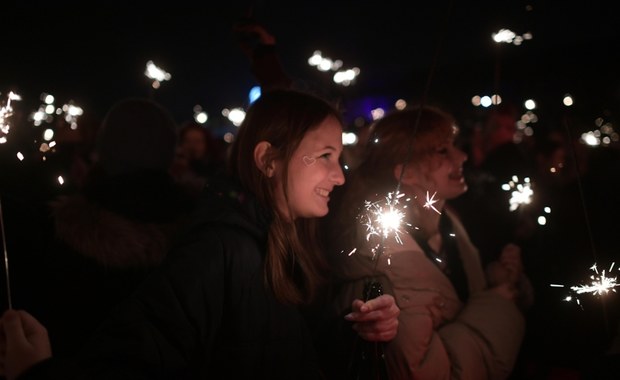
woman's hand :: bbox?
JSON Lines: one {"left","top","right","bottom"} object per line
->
{"left": 0, "top": 309, "right": 52, "bottom": 380}
{"left": 345, "top": 294, "right": 400, "bottom": 342}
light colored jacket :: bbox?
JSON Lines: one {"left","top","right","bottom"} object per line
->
{"left": 330, "top": 208, "right": 525, "bottom": 380}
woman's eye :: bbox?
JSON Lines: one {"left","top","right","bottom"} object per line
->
{"left": 320, "top": 152, "right": 331, "bottom": 159}
{"left": 436, "top": 147, "right": 448, "bottom": 155}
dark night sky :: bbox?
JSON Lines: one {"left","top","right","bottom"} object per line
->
{"left": 2, "top": 1, "right": 619, "bottom": 127}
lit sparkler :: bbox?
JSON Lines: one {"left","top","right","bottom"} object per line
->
{"left": 0, "top": 91, "right": 22, "bottom": 144}
{"left": 502, "top": 175, "right": 533, "bottom": 211}
{"left": 359, "top": 191, "right": 411, "bottom": 261}
{"left": 0, "top": 91, "right": 20, "bottom": 308}
{"left": 550, "top": 262, "right": 619, "bottom": 306}
{"left": 145, "top": 60, "right": 171, "bottom": 89}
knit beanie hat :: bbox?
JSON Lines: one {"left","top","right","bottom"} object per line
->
{"left": 95, "top": 98, "right": 177, "bottom": 175}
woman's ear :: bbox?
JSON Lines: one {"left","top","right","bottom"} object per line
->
{"left": 254, "top": 141, "right": 275, "bottom": 177}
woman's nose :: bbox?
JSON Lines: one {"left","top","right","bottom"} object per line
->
{"left": 331, "top": 164, "right": 345, "bottom": 185}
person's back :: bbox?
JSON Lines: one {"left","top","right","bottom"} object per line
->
{"left": 16, "top": 97, "right": 195, "bottom": 358}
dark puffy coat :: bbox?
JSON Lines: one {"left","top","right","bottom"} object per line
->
{"left": 23, "top": 177, "right": 324, "bottom": 380}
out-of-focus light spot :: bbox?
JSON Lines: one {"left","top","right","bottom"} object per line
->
{"left": 471, "top": 95, "right": 481, "bottom": 106}
{"left": 145, "top": 60, "right": 171, "bottom": 83}
{"left": 538, "top": 216, "right": 547, "bottom": 225}
{"left": 524, "top": 99, "right": 536, "bottom": 110}
{"left": 524, "top": 126, "right": 534, "bottom": 136}
{"left": 195, "top": 112, "right": 208, "bottom": 124}
{"left": 249, "top": 86, "right": 261, "bottom": 104}
{"left": 492, "top": 94, "right": 502, "bottom": 105}
{"left": 521, "top": 114, "right": 531, "bottom": 124}
{"left": 563, "top": 94, "right": 574, "bottom": 106}
{"left": 493, "top": 29, "right": 517, "bottom": 43}
{"left": 43, "top": 129, "right": 54, "bottom": 141}
{"left": 17, "top": 152, "right": 24, "bottom": 161}
{"left": 45, "top": 104, "right": 55, "bottom": 114}
{"left": 550, "top": 167, "right": 557, "bottom": 173}
{"left": 395, "top": 99, "right": 407, "bottom": 110}
{"left": 333, "top": 68, "right": 360, "bottom": 86}
{"left": 49, "top": 141, "right": 56, "bottom": 148}
{"left": 581, "top": 131, "right": 599, "bottom": 146}
{"left": 43, "top": 94, "right": 54, "bottom": 104}
{"left": 223, "top": 132, "right": 235, "bottom": 143}
{"left": 343, "top": 164, "right": 349, "bottom": 171}
{"left": 544, "top": 207, "right": 551, "bottom": 213}
{"left": 318, "top": 59, "right": 332, "bottom": 72}
{"left": 0, "top": 137, "right": 6, "bottom": 144}
{"left": 308, "top": 51, "right": 322, "bottom": 66}
{"left": 57, "top": 176, "right": 64, "bottom": 185}
{"left": 226, "top": 107, "right": 246, "bottom": 127}
{"left": 342, "top": 132, "right": 358, "bottom": 146}
{"left": 480, "top": 96, "right": 492, "bottom": 107}
{"left": 371, "top": 108, "right": 385, "bottom": 120}
{"left": 39, "top": 143, "right": 50, "bottom": 153}
{"left": 308, "top": 50, "right": 358, "bottom": 85}
{"left": 492, "top": 28, "right": 532, "bottom": 45}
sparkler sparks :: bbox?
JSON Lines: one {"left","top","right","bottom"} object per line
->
{"left": 0, "top": 91, "right": 22, "bottom": 144}
{"left": 423, "top": 191, "right": 441, "bottom": 214}
{"left": 551, "top": 262, "right": 619, "bottom": 306}
{"left": 360, "top": 191, "right": 411, "bottom": 251}
{"left": 502, "top": 175, "right": 533, "bottom": 211}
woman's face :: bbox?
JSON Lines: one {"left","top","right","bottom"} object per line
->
{"left": 423, "top": 137, "right": 468, "bottom": 200}
{"left": 277, "top": 115, "right": 345, "bottom": 220}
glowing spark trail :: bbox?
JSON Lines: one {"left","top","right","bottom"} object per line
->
{"left": 423, "top": 191, "right": 441, "bottom": 214}
{"left": 551, "top": 262, "right": 619, "bottom": 306}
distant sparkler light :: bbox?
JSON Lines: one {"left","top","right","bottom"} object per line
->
{"left": 502, "top": 175, "right": 533, "bottom": 211}
{"left": 0, "top": 91, "right": 22, "bottom": 143}
{"left": 145, "top": 60, "right": 172, "bottom": 89}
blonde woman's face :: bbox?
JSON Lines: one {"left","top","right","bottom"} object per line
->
{"left": 276, "top": 115, "right": 345, "bottom": 220}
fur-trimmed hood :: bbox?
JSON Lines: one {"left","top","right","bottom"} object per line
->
{"left": 49, "top": 194, "right": 180, "bottom": 268}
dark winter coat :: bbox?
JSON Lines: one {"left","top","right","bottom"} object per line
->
{"left": 23, "top": 177, "right": 325, "bottom": 380}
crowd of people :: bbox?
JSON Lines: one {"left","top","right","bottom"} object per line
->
{"left": 0, "top": 16, "right": 619, "bottom": 380}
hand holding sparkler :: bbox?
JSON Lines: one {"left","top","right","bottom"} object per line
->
{"left": 345, "top": 293, "right": 400, "bottom": 342}
{"left": 0, "top": 309, "right": 52, "bottom": 380}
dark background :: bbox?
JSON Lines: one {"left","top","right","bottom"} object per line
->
{"left": 2, "top": 1, "right": 618, "bottom": 126}
{"left": 2, "top": 2, "right": 620, "bottom": 378}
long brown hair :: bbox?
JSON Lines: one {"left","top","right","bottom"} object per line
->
{"left": 229, "top": 89, "right": 344, "bottom": 305}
